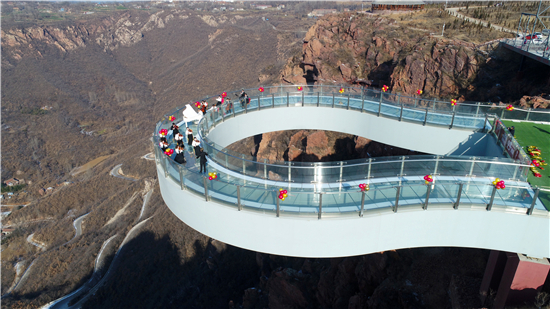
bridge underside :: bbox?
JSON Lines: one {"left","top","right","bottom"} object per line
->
{"left": 502, "top": 42, "right": 550, "bottom": 67}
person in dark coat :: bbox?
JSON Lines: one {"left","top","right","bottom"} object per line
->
{"left": 508, "top": 126, "right": 515, "bottom": 137}
{"left": 198, "top": 148, "right": 208, "bottom": 173}
{"left": 186, "top": 128, "right": 193, "bottom": 146}
{"left": 174, "top": 145, "right": 186, "bottom": 164}
{"left": 170, "top": 123, "right": 179, "bottom": 135}
{"left": 237, "top": 89, "right": 248, "bottom": 108}
{"left": 192, "top": 138, "right": 201, "bottom": 158}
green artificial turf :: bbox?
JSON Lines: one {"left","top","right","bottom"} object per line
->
{"left": 502, "top": 120, "right": 550, "bottom": 209}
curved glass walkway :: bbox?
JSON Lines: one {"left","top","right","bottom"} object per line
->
{"left": 154, "top": 85, "right": 549, "bottom": 217}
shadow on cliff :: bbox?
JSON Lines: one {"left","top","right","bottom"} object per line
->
{"left": 80, "top": 231, "right": 259, "bottom": 309}
{"left": 465, "top": 45, "right": 550, "bottom": 103}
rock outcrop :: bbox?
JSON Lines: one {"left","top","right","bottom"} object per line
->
{"left": 281, "top": 13, "right": 481, "bottom": 99}
{"left": 227, "top": 129, "right": 423, "bottom": 167}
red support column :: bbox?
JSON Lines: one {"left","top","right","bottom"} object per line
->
{"left": 480, "top": 251, "right": 550, "bottom": 308}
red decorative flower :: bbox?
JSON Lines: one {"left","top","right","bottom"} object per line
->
{"left": 259, "top": 87, "right": 264, "bottom": 92}
{"left": 416, "top": 89, "right": 423, "bottom": 95}
{"left": 451, "top": 99, "right": 457, "bottom": 106}
{"left": 382, "top": 85, "right": 389, "bottom": 92}
{"left": 297, "top": 86, "right": 303, "bottom": 91}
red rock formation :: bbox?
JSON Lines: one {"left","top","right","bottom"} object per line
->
{"left": 280, "top": 13, "right": 480, "bottom": 99}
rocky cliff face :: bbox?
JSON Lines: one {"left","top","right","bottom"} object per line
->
{"left": 281, "top": 13, "right": 480, "bottom": 99}
{"left": 280, "top": 12, "right": 550, "bottom": 104}
{"left": 1, "top": 10, "right": 249, "bottom": 67}
{"left": 227, "top": 130, "right": 423, "bottom": 168}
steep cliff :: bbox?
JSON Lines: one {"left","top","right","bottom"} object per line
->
{"left": 281, "top": 12, "right": 550, "bottom": 104}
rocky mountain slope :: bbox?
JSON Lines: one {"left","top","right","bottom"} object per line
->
{"left": 281, "top": 12, "right": 550, "bottom": 105}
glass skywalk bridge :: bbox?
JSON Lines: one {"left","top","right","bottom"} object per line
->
{"left": 154, "top": 85, "right": 550, "bottom": 258}
{"left": 155, "top": 85, "right": 549, "bottom": 217}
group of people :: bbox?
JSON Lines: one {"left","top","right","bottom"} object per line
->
{"left": 160, "top": 122, "right": 208, "bottom": 173}
{"left": 161, "top": 90, "right": 253, "bottom": 174}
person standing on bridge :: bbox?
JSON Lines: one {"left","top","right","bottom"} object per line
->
{"left": 186, "top": 128, "right": 193, "bottom": 146}
{"left": 192, "top": 138, "right": 201, "bottom": 158}
{"left": 170, "top": 123, "right": 179, "bottom": 136}
{"left": 237, "top": 89, "right": 248, "bottom": 108}
{"left": 174, "top": 131, "right": 184, "bottom": 147}
{"left": 198, "top": 148, "right": 208, "bottom": 173}
{"left": 174, "top": 145, "right": 186, "bottom": 164}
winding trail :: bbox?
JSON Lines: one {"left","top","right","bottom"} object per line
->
{"left": 27, "top": 233, "right": 47, "bottom": 251}
{"left": 445, "top": 6, "right": 514, "bottom": 33}
{"left": 138, "top": 190, "right": 153, "bottom": 222}
{"left": 141, "top": 152, "right": 155, "bottom": 161}
{"left": 68, "top": 217, "right": 153, "bottom": 309}
{"left": 4, "top": 261, "right": 26, "bottom": 295}
{"left": 109, "top": 164, "right": 137, "bottom": 181}
{"left": 69, "top": 213, "right": 89, "bottom": 244}
{"left": 11, "top": 259, "right": 36, "bottom": 293}
{"left": 43, "top": 235, "right": 119, "bottom": 309}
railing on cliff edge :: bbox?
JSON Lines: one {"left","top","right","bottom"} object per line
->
{"left": 153, "top": 85, "right": 549, "bottom": 217}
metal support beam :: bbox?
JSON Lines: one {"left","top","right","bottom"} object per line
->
{"left": 454, "top": 183, "right": 463, "bottom": 209}
{"left": 318, "top": 193, "right": 323, "bottom": 219}
{"left": 487, "top": 186, "right": 497, "bottom": 211}
{"left": 528, "top": 188, "right": 540, "bottom": 215}
{"left": 360, "top": 191, "right": 366, "bottom": 217}
{"left": 423, "top": 185, "right": 431, "bottom": 210}
{"left": 378, "top": 93, "right": 383, "bottom": 116}
{"left": 179, "top": 167, "right": 186, "bottom": 191}
{"left": 393, "top": 186, "right": 401, "bottom": 213}
{"left": 288, "top": 161, "right": 292, "bottom": 182}
{"left": 276, "top": 192, "right": 280, "bottom": 217}
{"left": 237, "top": 185, "right": 242, "bottom": 211}
{"left": 203, "top": 177, "right": 209, "bottom": 202}
{"left": 423, "top": 108, "right": 428, "bottom": 126}
{"left": 317, "top": 93, "right": 320, "bottom": 107}
{"left": 449, "top": 112, "right": 455, "bottom": 129}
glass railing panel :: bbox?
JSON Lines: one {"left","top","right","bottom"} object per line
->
{"left": 280, "top": 191, "right": 318, "bottom": 212}
{"left": 429, "top": 183, "right": 456, "bottom": 205}
{"left": 364, "top": 187, "right": 398, "bottom": 210}
{"left": 400, "top": 106, "right": 426, "bottom": 123}
{"left": 322, "top": 191, "right": 362, "bottom": 213}
{"left": 528, "top": 111, "right": 550, "bottom": 122}
{"left": 399, "top": 184, "right": 425, "bottom": 206}
{"left": 380, "top": 102, "right": 401, "bottom": 119}
{"left": 369, "top": 161, "right": 402, "bottom": 179}
{"left": 494, "top": 185, "right": 532, "bottom": 209}
{"left": 239, "top": 186, "right": 277, "bottom": 211}
{"left": 436, "top": 159, "right": 471, "bottom": 176}
{"left": 166, "top": 157, "right": 180, "bottom": 182}
{"left": 500, "top": 109, "right": 528, "bottom": 121}
{"left": 426, "top": 112, "right": 451, "bottom": 126}
{"left": 402, "top": 159, "right": 437, "bottom": 177}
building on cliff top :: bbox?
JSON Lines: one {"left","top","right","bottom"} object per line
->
{"left": 372, "top": 0, "right": 424, "bottom": 11}
{"left": 308, "top": 9, "right": 338, "bottom": 17}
